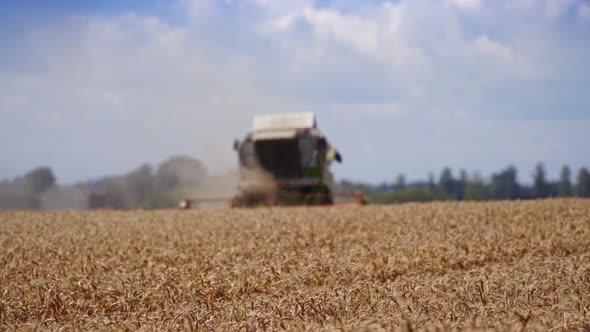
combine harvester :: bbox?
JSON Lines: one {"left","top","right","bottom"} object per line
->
{"left": 181, "top": 112, "right": 365, "bottom": 208}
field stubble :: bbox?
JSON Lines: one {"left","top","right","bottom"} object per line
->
{"left": 0, "top": 199, "right": 589, "bottom": 331}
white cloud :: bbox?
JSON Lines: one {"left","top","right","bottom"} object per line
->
{"left": 263, "top": 2, "right": 430, "bottom": 80}
{"left": 301, "top": 7, "right": 380, "bottom": 55}
{"left": 267, "top": 5, "right": 381, "bottom": 55}
{"left": 473, "top": 34, "right": 513, "bottom": 61}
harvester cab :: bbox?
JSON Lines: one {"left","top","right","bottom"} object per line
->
{"left": 232, "top": 112, "right": 344, "bottom": 207}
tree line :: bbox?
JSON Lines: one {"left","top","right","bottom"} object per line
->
{"left": 2, "top": 160, "right": 589, "bottom": 210}
{"left": 0, "top": 156, "right": 210, "bottom": 210}
{"left": 338, "top": 163, "right": 590, "bottom": 204}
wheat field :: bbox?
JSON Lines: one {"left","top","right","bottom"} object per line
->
{"left": 0, "top": 199, "right": 589, "bottom": 331}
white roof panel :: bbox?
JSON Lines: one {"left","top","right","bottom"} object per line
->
{"left": 254, "top": 112, "right": 316, "bottom": 131}
{"left": 252, "top": 129, "right": 297, "bottom": 141}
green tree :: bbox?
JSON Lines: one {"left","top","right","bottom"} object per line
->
{"left": 558, "top": 165, "right": 572, "bottom": 197}
{"left": 395, "top": 174, "right": 406, "bottom": 190}
{"left": 0, "top": 190, "right": 41, "bottom": 210}
{"left": 124, "top": 164, "right": 156, "bottom": 206}
{"left": 427, "top": 173, "right": 436, "bottom": 192}
{"left": 24, "top": 167, "right": 56, "bottom": 193}
{"left": 439, "top": 168, "right": 454, "bottom": 197}
{"left": 157, "top": 156, "right": 207, "bottom": 191}
{"left": 490, "top": 166, "right": 519, "bottom": 200}
{"left": 533, "top": 162, "right": 550, "bottom": 198}
{"left": 576, "top": 167, "right": 590, "bottom": 197}
{"left": 103, "top": 180, "right": 129, "bottom": 209}
{"left": 465, "top": 171, "right": 485, "bottom": 201}
{"left": 458, "top": 169, "right": 468, "bottom": 200}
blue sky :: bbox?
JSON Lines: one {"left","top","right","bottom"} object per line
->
{"left": 1, "top": 0, "right": 589, "bottom": 184}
